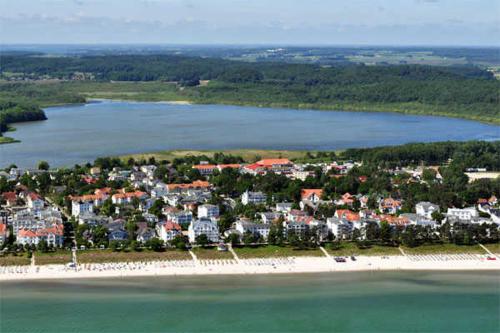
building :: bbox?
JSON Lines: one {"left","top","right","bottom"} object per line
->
{"left": 446, "top": 207, "right": 478, "bottom": 221}
{"left": 72, "top": 200, "right": 94, "bottom": 217}
{"left": 241, "top": 190, "right": 267, "bottom": 205}
{"left": 301, "top": 189, "right": 323, "bottom": 203}
{"left": 157, "top": 221, "right": 182, "bottom": 242}
{"left": 17, "top": 224, "right": 64, "bottom": 247}
{"left": 275, "top": 202, "right": 293, "bottom": 213}
{"left": 259, "top": 212, "right": 282, "bottom": 224}
{"left": 111, "top": 190, "right": 147, "bottom": 205}
{"left": 379, "top": 198, "right": 402, "bottom": 214}
{"left": 234, "top": 220, "right": 271, "bottom": 240}
{"left": 165, "top": 210, "right": 193, "bottom": 226}
{"left": 197, "top": 204, "right": 220, "bottom": 219}
{"left": 326, "top": 217, "right": 352, "bottom": 240}
{"left": 0, "top": 223, "right": 7, "bottom": 245}
{"left": 188, "top": 218, "right": 219, "bottom": 243}
{"left": 26, "top": 192, "right": 44, "bottom": 211}
{"left": 416, "top": 202, "right": 440, "bottom": 219}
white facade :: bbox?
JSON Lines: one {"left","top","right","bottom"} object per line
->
{"left": 235, "top": 220, "right": 270, "bottom": 240}
{"left": 197, "top": 204, "right": 220, "bottom": 219}
{"left": 72, "top": 200, "right": 94, "bottom": 217}
{"left": 416, "top": 202, "right": 440, "bottom": 219}
{"left": 326, "top": 218, "right": 353, "bottom": 240}
{"left": 188, "top": 219, "right": 219, "bottom": 243}
{"left": 447, "top": 207, "right": 478, "bottom": 221}
{"left": 241, "top": 191, "right": 267, "bottom": 205}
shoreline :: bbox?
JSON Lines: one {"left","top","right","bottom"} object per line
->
{"left": 1, "top": 255, "right": 498, "bottom": 282}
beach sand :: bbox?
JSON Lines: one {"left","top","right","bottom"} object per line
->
{"left": 1, "top": 254, "right": 498, "bottom": 281}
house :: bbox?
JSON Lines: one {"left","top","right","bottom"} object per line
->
{"left": 378, "top": 215, "right": 411, "bottom": 228}
{"left": 415, "top": 202, "right": 440, "bottom": 219}
{"left": 446, "top": 207, "right": 478, "bottom": 221}
{"left": 0, "top": 223, "right": 7, "bottom": 244}
{"left": 157, "top": 221, "right": 182, "bottom": 242}
{"left": 17, "top": 224, "right": 64, "bottom": 247}
{"left": 192, "top": 164, "right": 217, "bottom": 176}
{"left": 275, "top": 202, "right": 293, "bottom": 213}
{"left": 241, "top": 190, "right": 267, "bottom": 205}
{"left": 326, "top": 217, "right": 353, "bottom": 240}
{"left": 400, "top": 213, "right": 435, "bottom": 227}
{"left": 243, "top": 159, "right": 293, "bottom": 175}
{"left": 287, "top": 209, "right": 308, "bottom": 222}
{"left": 78, "top": 212, "right": 112, "bottom": 226}
{"left": 197, "top": 204, "right": 220, "bottom": 219}
{"left": 301, "top": 189, "right": 323, "bottom": 203}
{"left": 137, "top": 227, "right": 157, "bottom": 243}
{"left": 188, "top": 218, "right": 219, "bottom": 243}
{"left": 335, "top": 209, "right": 360, "bottom": 223}
{"left": 166, "top": 180, "right": 211, "bottom": 193}
{"left": 379, "top": 198, "right": 402, "bottom": 214}
{"left": 108, "top": 229, "right": 129, "bottom": 242}
{"left": 2, "top": 192, "right": 17, "bottom": 206}
{"left": 291, "top": 170, "right": 314, "bottom": 181}
{"left": 234, "top": 220, "right": 270, "bottom": 240}
{"left": 165, "top": 210, "right": 193, "bottom": 226}
{"left": 71, "top": 200, "right": 94, "bottom": 217}
{"left": 111, "top": 190, "right": 147, "bottom": 205}
{"left": 260, "top": 212, "right": 282, "bottom": 224}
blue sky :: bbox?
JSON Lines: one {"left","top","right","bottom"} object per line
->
{"left": 1, "top": 0, "right": 499, "bottom": 45}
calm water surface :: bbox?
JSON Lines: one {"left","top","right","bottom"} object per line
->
{"left": 0, "top": 271, "right": 498, "bottom": 333}
{"left": 1, "top": 100, "right": 499, "bottom": 168}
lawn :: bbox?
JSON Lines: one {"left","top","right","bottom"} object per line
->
{"left": 325, "top": 242, "right": 401, "bottom": 257}
{"left": 401, "top": 243, "right": 487, "bottom": 255}
{"left": 0, "top": 254, "right": 31, "bottom": 266}
{"left": 482, "top": 243, "right": 500, "bottom": 254}
{"left": 35, "top": 251, "right": 73, "bottom": 265}
{"left": 191, "top": 247, "right": 234, "bottom": 260}
{"left": 76, "top": 249, "right": 191, "bottom": 263}
{"left": 234, "top": 245, "right": 323, "bottom": 259}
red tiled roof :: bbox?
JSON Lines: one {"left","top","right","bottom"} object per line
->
{"left": 335, "top": 209, "right": 360, "bottom": 222}
{"left": 167, "top": 180, "right": 210, "bottom": 190}
{"left": 2, "top": 192, "right": 16, "bottom": 202}
{"left": 112, "top": 191, "right": 146, "bottom": 200}
{"left": 164, "top": 221, "right": 181, "bottom": 231}
{"left": 301, "top": 189, "right": 323, "bottom": 200}
{"left": 193, "top": 164, "right": 216, "bottom": 170}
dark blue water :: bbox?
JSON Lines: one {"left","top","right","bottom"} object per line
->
{"left": 1, "top": 100, "right": 498, "bottom": 168}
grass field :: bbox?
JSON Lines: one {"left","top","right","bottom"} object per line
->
{"left": 191, "top": 247, "right": 234, "bottom": 260}
{"left": 325, "top": 242, "right": 401, "bottom": 257}
{"left": 482, "top": 243, "right": 500, "bottom": 254}
{"left": 234, "top": 245, "right": 323, "bottom": 258}
{"left": 35, "top": 251, "right": 72, "bottom": 265}
{"left": 401, "top": 243, "right": 487, "bottom": 255}
{"left": 120, "top": 149, "right": 315, "bottom": 163}
{"left": 0, "top": 254, "right": 31, "bottom": 266}
{"left": 0, "top": 136, "right": 20, "bottom": 145}
{"left": 76, "top": 249, "right": 191, "bottom": 263}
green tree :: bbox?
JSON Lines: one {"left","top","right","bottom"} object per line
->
{"left": 37, "top": 160, "right": 50, "bottom": 171}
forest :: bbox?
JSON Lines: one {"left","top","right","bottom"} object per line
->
{"left": 1, "top": 53, "right": 499, "bottom": 124}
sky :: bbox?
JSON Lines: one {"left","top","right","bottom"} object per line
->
{"left": 1, "top": 0, "right": 499, "bottom": 46}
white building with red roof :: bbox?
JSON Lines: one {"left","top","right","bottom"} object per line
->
{"left": 17, "top": 224, "right": 64, "bottom": 247}
{"left": 157, "top": 221, "right": 182, "bottom": 242}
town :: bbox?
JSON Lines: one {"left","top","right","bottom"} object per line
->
{"left": 1, "top": 144, "right": 499, "bottom": 272}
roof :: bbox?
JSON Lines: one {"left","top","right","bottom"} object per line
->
{"left": 167, "top": 180, "right": 210, "bottom": 190}
{"left": 335, "top": 209, "right": 360, "bottom": 222}
{"left": 301, "top": 189, "right": 323, "bottom": 200}
{"left": 256, "top": 159, "right": 291, "bottom": 167}
{"left": 112, "top": 191, "right": 146, "bottom": 200}
{"left": 0, "top": 223, "right": 7, "bottom": 236}
{"left": 2, "top": 192, "right": 16, "bottom": 202}
{"left": 193, "top": 164, "right": 216, "bottom": 170}
{"left": 164, "top": 221, "right": 182, "bottom": 232}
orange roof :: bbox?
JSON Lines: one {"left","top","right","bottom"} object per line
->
{"left": 71, "top": 193, "right": 106, "bottom": 202}
{"left": 27, "top": 192, "right": 41, "bottom": 200}
{"left": 256, "top": 159, "right": 291, "bottom": 167}
{"left": 335, "top": 209, "right": 360, "bottom": 222}
{"left": 218, "top": 164, "right": 241, "bottom": 169}
{"left": 167, "top": 180, "right": 210, "bottom": 190}
{"left": 164, "top": 221, "right": 182, "bottom": 231}
{"left": 95, "top": 187, "right": 112, "bottom": 195}
{"left": 0, "top": 223, "right": 7, "bottom": 235}
{"left": 301, "top": 189, "right": 323, "bottom": 200}
{"left": 112, "top": 191, "right": 146, "bottom": 199}
{"left": 193, "top": 164, "right": 217, "bottom": 170}
{"left": 379, "top": 215, "right": 410, "bottom": 226}
{"left": 18, "top": 229, "right": 37, "bottom": 238}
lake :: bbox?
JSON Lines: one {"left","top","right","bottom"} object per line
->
{"left": 0, "top": 271, "right": 498, "bottom": 333}
{"left": 1, "top": 100, "right": 499, "bottom": 168}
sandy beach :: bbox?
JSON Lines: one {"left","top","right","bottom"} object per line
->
{"left": 1, "top": 254, "right": 499, "bottom": 281}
